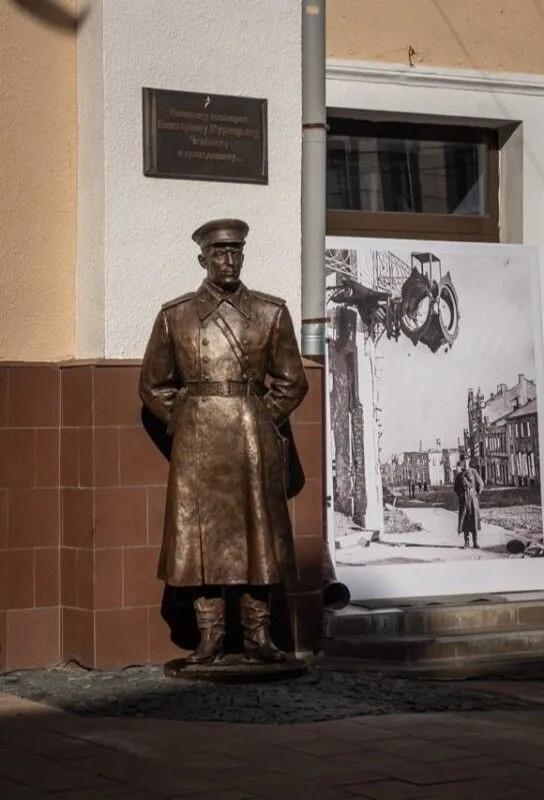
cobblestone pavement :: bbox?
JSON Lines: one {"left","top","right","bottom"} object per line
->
{"left": 1, "top": 676, "right": 544, "bottom": 799}
{"left": 0, "top": 666, "right": 531, "bottom": 723}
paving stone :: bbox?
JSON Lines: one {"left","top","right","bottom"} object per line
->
{"left": 220, "top": 772, "right": 355, "bottom": 800}
{"left": 169, "top": 792, "right": 255, "bottom": 800}
{"left": 224, "top": 745, "right": 351, "bottom": 779}
{"left": 54, "top": 786, "right": 135, "bottom": 800}
{"left": 222, "top": 723, "right": 322, "bottom": 743}
{"left": 370, "top": 737, "right": 476, "bottom": 763}
{"left": 13, "top": 768, "right": 115, "bottom": 793}
{"left": 342, "top": 778, "right": 441, "bottom": 799}
{"left": 0, "top": 747, "right": 53, "bottom": 776}
{"left": 382, "top": 757, "right": 504, "bottom": 786}
{"left": 0, "top": 777, "right": 53, "bottom": 799}
{"left": 305, "top": 769, "right": 390, "bottom": 788}
{"left": 430, "top": 779, "right": 541, "bottom": 799}
{"left": 420, "top": 795, "right": 539, "bottom": 800}
{"left": 161, "top": 752, "right": 249, "bottom": 772}
{"left": 114, "top": 767, "right": 226, "bottom": 797}
{"left": 471, "top": 764, "right": 544, "bottom": 792}
{"left": 276, "top": 735, "right": 376, "bottom": 756}
{"left": 310, "top": 721, "right": 402, "bottom": 742}
{"left": 58, "top": 793, "right": 158, "bottom": 800}
{"left": 327, "top": 748, "right": 411, "bottom": 769}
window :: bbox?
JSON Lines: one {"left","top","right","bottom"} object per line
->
{"left": 327, "top": 119, "right": 499, "bottom": 241}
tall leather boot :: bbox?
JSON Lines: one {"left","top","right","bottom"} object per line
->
{"left": 472, "top": 532, "right": 480, "bottom": 549}
{"left": 240, "top": 590, "right": 287, "bottom": 664}
{"left": 186, "top": 596, "right": 225, "bottom": 665}
{"left": 463, "top": 532, "right": 470, "bottom": 549}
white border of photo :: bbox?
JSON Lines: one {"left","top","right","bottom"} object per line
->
{"left": 325, "top": 237, "right": 544, "bottom": 601}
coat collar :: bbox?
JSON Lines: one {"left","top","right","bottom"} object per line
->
{"left": 196, "top": 280, "right": 251, "bottom": 320}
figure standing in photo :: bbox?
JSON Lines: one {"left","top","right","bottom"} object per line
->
{"left": 454, "top": 455, "right": 485, "bottom": 549}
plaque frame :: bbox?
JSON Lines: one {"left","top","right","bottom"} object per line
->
{"left": 143, "top": 88, "right": 268, "bottom": 185}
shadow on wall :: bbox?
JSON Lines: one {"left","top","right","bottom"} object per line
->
{"left": 10, "top": 0, "right": 90, "bottom": 32}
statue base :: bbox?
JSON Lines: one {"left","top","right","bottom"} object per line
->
{"left": 164, "top": 653, "right": 308, "bottom": 683}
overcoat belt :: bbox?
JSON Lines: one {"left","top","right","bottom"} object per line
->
{"left": 139, "top": 280, "right": 309, "bottom": 587}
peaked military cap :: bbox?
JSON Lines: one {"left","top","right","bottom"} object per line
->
{"left": 192, "top": 218, "right": 249, "bottom": 249}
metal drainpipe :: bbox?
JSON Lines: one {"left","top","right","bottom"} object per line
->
{"left": 301, "top": 0, "right": 327, "bottom": 358}
{"left": 301, "top": 1, "right": 351, "bottom": 611}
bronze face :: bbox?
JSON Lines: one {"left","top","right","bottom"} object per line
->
{"left": 198, "top": 243, "right": 245, "bottom": 292}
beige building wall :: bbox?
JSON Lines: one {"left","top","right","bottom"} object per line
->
{"left": 0, "top": 1, "right": 77, "bottom": 361}
{"left": 327, "top": 0, "right": 544, "bottom": 74}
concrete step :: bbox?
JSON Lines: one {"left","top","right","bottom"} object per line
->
{"left": 324, "top": 624, "right": 544, "bottom": 661}
{"left": 325, "top": 599, "right": 544, "bottom": 639}
{"left": 316, "top": 651, "right": 544, "bottom": 680}
{"left": 322, "top": 597, "right": 544, "bottom": 679}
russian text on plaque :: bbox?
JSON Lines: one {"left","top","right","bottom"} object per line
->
{"left": 143, "top": 88, "right": 268, "bottom": 184}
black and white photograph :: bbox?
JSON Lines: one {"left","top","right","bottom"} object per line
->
{"left": 326, "top": 239, "right": 544, "bottom": 573}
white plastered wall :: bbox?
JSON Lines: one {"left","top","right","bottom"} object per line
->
{"left": 77, "top": 0, "right": 302, "bottom": 358}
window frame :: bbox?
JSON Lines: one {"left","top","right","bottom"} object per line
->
{"left": 326, "top": 118, "right": 499, "bottom": 242}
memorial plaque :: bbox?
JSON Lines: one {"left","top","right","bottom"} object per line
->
{"left": 143, "top": 88, "right": 268, "bottom": 184}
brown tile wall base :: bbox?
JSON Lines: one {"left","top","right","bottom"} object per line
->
{"left": 0, "top": 365, "right": 62, "bottom": 670}
{"left": 7, "top": 608, "right": 60, "bottom": 670}
{"left": 0, "top": 612, "right": 6, "bottom": 670}
{"left": 63, "top": 607, "right": 94, "bottom": 666}
{"left": 61, "top": 606, "right": 185, "bottom": 670}
{"left": 0, "top": 360, "right": 325, "bottom": 669}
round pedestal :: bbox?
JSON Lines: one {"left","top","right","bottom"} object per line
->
{"left": 164, "top": 653, "right": 308, "bottom": 683}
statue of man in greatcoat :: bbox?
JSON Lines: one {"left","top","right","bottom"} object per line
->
{"left": 139, "top": 219, "right": 308, "bottom": 664}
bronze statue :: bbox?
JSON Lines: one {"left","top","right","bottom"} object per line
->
{"left": 139, "top": 219, "right": 308, "bottom": 665}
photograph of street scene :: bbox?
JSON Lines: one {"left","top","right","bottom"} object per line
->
{"left": 326, "top": 240, "right": 543, "bottom": 569}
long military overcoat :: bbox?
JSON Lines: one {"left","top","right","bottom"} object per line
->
{"left": 139, "top": 279, "right": 308, "bottom": 587}
{"left": 454, "top": 467, "right": 484, "bottom": 535}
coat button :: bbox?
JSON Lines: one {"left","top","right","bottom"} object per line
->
{"left": 202, "top": 356, "right": 209, "bottom": 363}
{"left": 202, "top": 338, "right": 209, "bottom": 346}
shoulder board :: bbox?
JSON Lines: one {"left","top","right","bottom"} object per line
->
{"left": 161, "top": 292, "right": 196, "bottom": 311}
{"left": 249, "top": 290, "right": 285, "bottom": 306}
